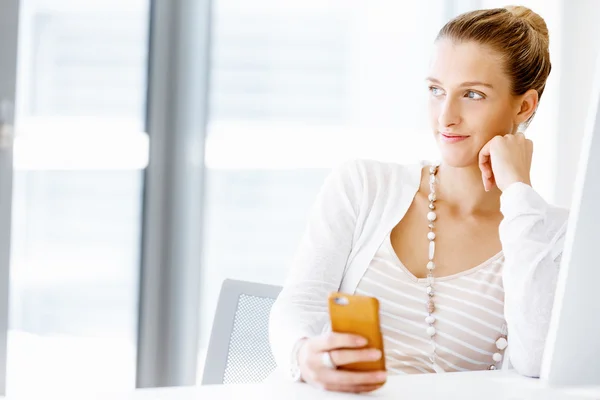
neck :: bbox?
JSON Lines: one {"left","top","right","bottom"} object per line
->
{"left": 429, "top": 162, "right": 502, "bottom": 215}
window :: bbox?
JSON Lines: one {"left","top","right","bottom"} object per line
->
{"left": 198, "top": 0, "right": 445, "bottom": 380}
{"left": 8, "top": 0, "right": 149, "bottom": 395}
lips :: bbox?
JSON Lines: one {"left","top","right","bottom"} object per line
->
{"left": 440, "top": 133, "right": 470, "bottom": 143}
{"left": 440, "top": 132, "right": 468, "bottom": 138}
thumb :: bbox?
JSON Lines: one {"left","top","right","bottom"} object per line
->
{"left": 478, "top": 142, "right": 494, "bottom": 191}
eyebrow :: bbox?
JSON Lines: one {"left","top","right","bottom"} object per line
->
{"left": 425, "top": 77, "right": 494, "bottom": 89}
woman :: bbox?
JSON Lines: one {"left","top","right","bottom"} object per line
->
{"left": 269, "top": 5, "right": 569, "bottom": 394}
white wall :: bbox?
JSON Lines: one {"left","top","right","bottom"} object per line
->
{"left": 478, "top": 0, "right": 600, "bottom": 207}
{"left": 554, "top": 0, "right": 600, "bottom": 207}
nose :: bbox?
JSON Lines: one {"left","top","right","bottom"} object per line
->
{"left": 438, "top": 97, "right": 461, "bottom": 128}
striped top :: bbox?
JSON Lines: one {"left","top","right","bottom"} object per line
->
{"left": 354, "top": 232, "right": 507, "bottom": 375}
{"left": 270, "top": 159, "right": 569, "bottom": 379}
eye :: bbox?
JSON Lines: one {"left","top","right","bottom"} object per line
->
{"left": 429, "top": 86, "right": 444, "bottom": 97}
{"left": 466, "top": 90, "right": 484, "bottom": 100}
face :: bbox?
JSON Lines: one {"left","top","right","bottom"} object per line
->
{"left": 427, "top": 39, "right": 525, "bottom": 168}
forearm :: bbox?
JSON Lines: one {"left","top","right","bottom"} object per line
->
{"left": 499, "top": 183, "right": 569, "bottom": 377}
{"left": 269, "top": 160, "right": 363, "bottom": 376}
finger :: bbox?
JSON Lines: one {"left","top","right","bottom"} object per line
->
{"left": 329, "top": 348, "right": 382, "bottom": 367}
{"left": 526, "top": 138, "right": 534, "bottom": 153}
{"left": 478, "top": 140, "right": 491, "bottom": 170}
{"left": 480, "top": 162, "right": 493, "bottom": 179}
{"left": 320, "top": 369, "right": 387, "bottom": 386}
{"left": 481, "top": 158, "right": 496, "bottom": 192}
{"left": 487, "top": 174, "right": 496, "bottom": 192}
{"left": 478, "top": 142, "right": 494, "bottom": 182}
{"left": 482, "top": 172, "right": 496, "bottom": 192}
{"left": 479, "top": 154, "right": 493, "bottom": 191}
{"left": 480, "top": 160, "right": 493, "bottom": 191}
{"left": 322, "top": 383, "right": 384, "bottom": 393}
{"left": 481, "top": 171, "right": 491, "bottom": 192}
{"left": 313, "top": 332, "right": 367, "bottom": 352}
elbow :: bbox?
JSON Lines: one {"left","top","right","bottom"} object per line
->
{"left": 509, "top": 351, "right": 542, "bottom": 378}
{"left": 268, "top": 298, "right": 287, "bottom": 368}
{"left": 512, "top": 362, "right": 541, "bottom": 379}
{"left": 268, "top": 297, "right": 284, "bottom": 346}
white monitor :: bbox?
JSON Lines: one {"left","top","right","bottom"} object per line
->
{"left": 540, "top": 51, "right": 600, "bottom": 386}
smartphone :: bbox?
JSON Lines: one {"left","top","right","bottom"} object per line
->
{"left": 328, "top": 292, "right": 386, "bottom": 372}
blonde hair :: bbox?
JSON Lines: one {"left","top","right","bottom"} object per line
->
{"left": 437, "top": 6, "right": 551, "bottom": 101}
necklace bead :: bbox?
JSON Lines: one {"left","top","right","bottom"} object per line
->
{"left": 496, "top": 337, "right": 508, "bottom": 350}
{"left": 425, "top": 163, "right": 507, "bottom": 373}
{"left": 427, "top": 300, "right": 436, "bottom": 313}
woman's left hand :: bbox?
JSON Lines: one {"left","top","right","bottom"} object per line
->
{"left": 478, "top": 132, "right": 533, "bottom": 192}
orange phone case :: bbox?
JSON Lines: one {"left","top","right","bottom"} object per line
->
{"left": 328, "top": 292, "right": 386, "bottom": 372}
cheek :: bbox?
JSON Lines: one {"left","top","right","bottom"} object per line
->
{"left": 428, "top": 98, "right": 441, "bottom": 122}
{"left": 467, "top": 102, "right": 513, "bottom": 137}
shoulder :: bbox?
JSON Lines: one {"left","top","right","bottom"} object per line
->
{"left": 501, "top": 182, "right": 570, "bottom": 237}
{"left": 546, "top": 203, "right": 570, "bottom": 228}
{"left": 331, "top": 158, "right": 423, "bottom": 195}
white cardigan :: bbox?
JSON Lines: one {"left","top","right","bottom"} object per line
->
{"left": 268, "top": 159, "right": 569, "bottom": 378}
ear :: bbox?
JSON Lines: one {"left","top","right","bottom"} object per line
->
{"left": 515, "top": 88, "right": 539, "bottom": 125}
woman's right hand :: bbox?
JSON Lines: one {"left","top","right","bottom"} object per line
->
{"left": 297, "top": 333, "right": 387, "bottom": 393}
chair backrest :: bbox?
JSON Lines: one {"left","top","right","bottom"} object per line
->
{"left": 201, "top": 279, "right": 282, "bottom": 385}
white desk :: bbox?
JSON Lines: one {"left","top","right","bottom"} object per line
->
{"left": 73, "top": 370, "right": 600, "bottom": 400}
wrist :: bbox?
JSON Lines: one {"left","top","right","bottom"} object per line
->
{"left": 290, "top": 338, "right": 308, "bottom": 382}
{"left": 502, "top": 175, "right": 531, "bottom": 191}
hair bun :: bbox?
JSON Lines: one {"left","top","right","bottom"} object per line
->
{"left": 504, "top": 5, "right": 549, "bottom": 43}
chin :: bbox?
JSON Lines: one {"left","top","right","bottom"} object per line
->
{"left": 438, "top": 148, "right": 479, "bottom": 168}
